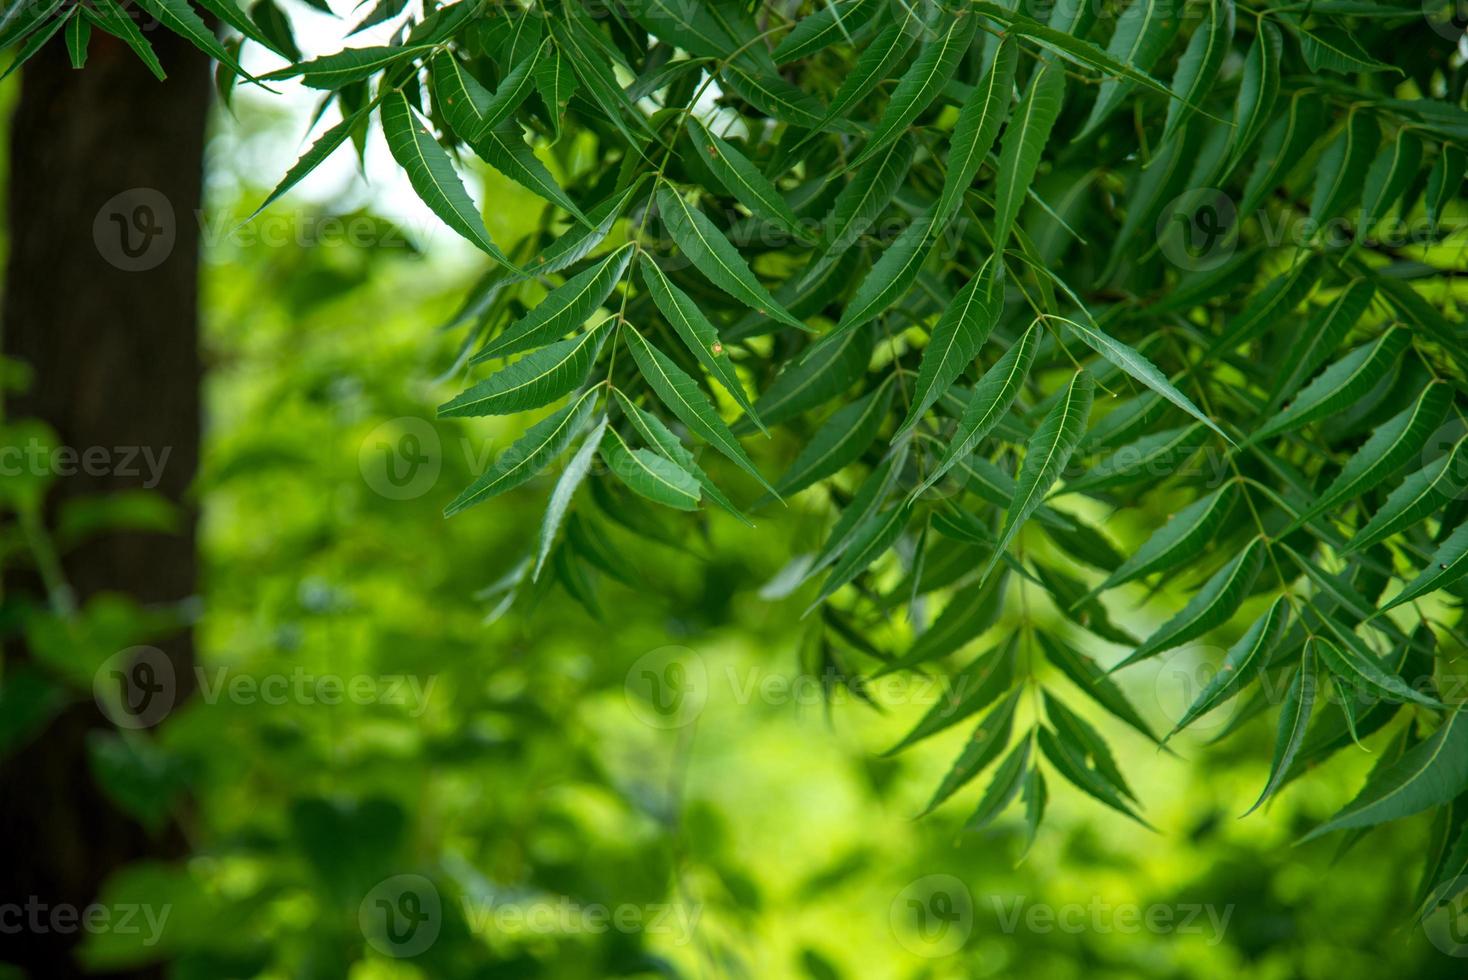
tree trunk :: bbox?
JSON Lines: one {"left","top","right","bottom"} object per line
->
{"left": 0, "top": 22, "right": 209, "bottom": 980}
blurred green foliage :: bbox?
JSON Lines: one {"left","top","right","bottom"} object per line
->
{"left": 0, "top": 84, "right": 1464, "bottom": 980}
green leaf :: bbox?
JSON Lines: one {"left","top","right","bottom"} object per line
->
{"left": 65, "top": 11, "right": 89, "bottom": 68}
{"left": 440, "top": 321, "right": 608, "bottom": 418}
{"left": 804, "top": 16, "right": 917, "bottom": 136}
{"left": 1243, "top": 642, "right": 1317, "bottom": 816}
{"left": 444, "top": 388, "right": 600, "bottom": 517}
{"left": 802, "top": 134, "right": 916, "bottom": 285}
{"left": 912, "top": 323, "right": 1040, "bottom": 498}
{"left": 1357, "top": 130, "right": 1423, "bottom": 239}
{"left": 433, "top": 48, "right": 536, "bottom": 145}
{"left": 474, "top": 122, "right": 591, "bottom": 226}
{"left": 1038, "top": 725, "right": 1149, "bottom": 826}
{"left": 380, "top": 91, "right": 519, "bottom": 270}
{"left": 851, "top": 10, "right": 977, "bottom": 167}
{"left": 772, "top": 0, "right": 877, "bottom": 62}
{"left": 969, "top": 736, "right": 1033, "bottom": 829}
{"left": 993, "top": 60, "right": 1066, "bottom": 253}
{"left": 249, "top": 102, "right": 375, "bottom": 221}
{"left": 533, "top": 416, "right": 608, "bottom": 580}
{"left": 1161, "top": 0, "right": 1232, "bottom": 146}
{"left": 84, "top": 0, "right": 166, "bottom": 81}
{"left": 1037, "top": 631, "right": 1159, "bottom": 742}
{"left": 980, "top": 371, "right": 1093, "bottom": 582}
{"left": 1113, "top": 537, "right": 1266, "bottom": 671}
{"left": 273, "top": 44, "right": 427, "bottom": 89}
{"left": 656, "top": 185, "right": 806, "bottom": 331}
{"left": 473, "top": 245, "right": 633, "bottom": 363}
{"left": 1021, "top": 765, "right": 1046, "bottom": 855}
{"left": 1080, "top": 0, "right": 1180, "bottom": 137}
{"left": 1310, "top": 111, "right": 1380, "bottom": 227}
{"left": 1345, "top": 436, "right": 1468, "bottom": 554}
{"left": 1426, "top": 144, "right": 1466, "bottom": 233}
{"left": 883, "top": 572, "right": 1010, "bottom": 673}
{"left": 1299, "top": 24, "right": 1397, "bottom": 74}
{"left": 772, "top": 380, "right": 893, "bottom": 497}
{"left": 831, "top": 205, "right": 940, "bottom": 336}
{"left": 1301, "top": 708, "right": 1468, "bottom": 842}
{"left": 1063, "top": 423, "right": 1203, "bottom": 496}
{"left": 809, "top": 503, "right": 912, "bottom": 611}
{"left": 1227, "top": 21, "right": 1282, "bottom": 172}
{"left": 135, "top": 0, "right": 251, "bottom": 78}
{"left": 1058, "top": 313, "right": 1229, "bottom": 444}
{"left": 896, "top": 257, "right": 1003, "bottom": 436}
{"left": 1312, "top": 631, "right": 1442, "bottom": 708}
{"left": 1382, "top": 521, "right": 1468, "bottom": 612}
{"left": 533, "top": 52, "right": 577, "bottom": 138}
{"left": 1208, "top": 253, "right": 1321, "bottom": 355}
{"left": 1044, "top": 692, "right": 1135, "bottom": 801}
{"left": 1084, "top": 486, "right": 1236, "bottom": 599}
{"left": 622, "top": 327, "right": 777, "bottom": 495}
{"left": 1240, "top": 91, "right": 1326, "bottom": 214}
{"left": 1267, "top": 278, "right": 1376, "bottom": 412}
{"left": 611, "top": 388, "right": 749, "bottom": 524}
{"left": 600, "top": 426, "right": 701, "bottom": 511}
{"left": 1167, "top": 597, "right": 1290, "bottom": 739}
{"left": 1247, "top": 328, "right": 1410, "bottom": 445}
{"left": 685, "top": 119, "right": 804, "bottom": 239}
{"left": 922, "top": 687, "right": 1021, "bottom": 815}
{"left": 743, "top": 325, "right": 873, "bottom": 430}
{"left": 639, "top": 255, "right": 762, "bottom": 430}
{"left": 883, "top": 638, "right": 1017, "bottom": 754}
{"left": 936, "top": 36, "right": 1018, "bottom": 225}
{"left": 969, "top": 1, "right": 1174, "bottom": 102}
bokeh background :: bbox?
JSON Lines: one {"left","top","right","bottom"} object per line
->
{"left": 0, "top": 9, "right": 1465, "bottom": 979}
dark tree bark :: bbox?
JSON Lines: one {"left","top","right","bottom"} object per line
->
{"left": 0, "top": 23, "right": 209, "bottom": 980}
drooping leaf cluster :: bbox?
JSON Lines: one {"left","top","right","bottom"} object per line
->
{"left": 24, "top": 0, "right": 1468, "bottom": 894}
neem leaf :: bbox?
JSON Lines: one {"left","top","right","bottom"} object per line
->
{"left": 445, "top": 388, "right": 600, "bottom": 516}
{"left": 1113, "top": 537, "right": 1266, "bottom": 672}
{"left": 656, "top": 185, "right": 806, "bottom": 331}
{"left": 1301, "top": 708, "right": 1468, "bottom": 842}
{"left": 980, "top": 371, "right": 1094, "bottom": 582}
